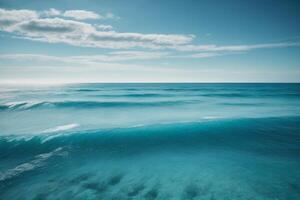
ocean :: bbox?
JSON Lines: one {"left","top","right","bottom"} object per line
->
{"left": 0, "top": 83, "right": 300, "bottom": 200}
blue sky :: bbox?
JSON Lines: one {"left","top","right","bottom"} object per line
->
{"left": 0, "top": 0, "right": 299, "bottom": 83}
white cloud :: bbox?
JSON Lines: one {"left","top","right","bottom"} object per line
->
{"left": 42, "top": 8, "right": 61, "bottom": 17}
{"left": 88, "top": 31, "right": 194, "bottom": 49}
{"left": 0, "top": 8, "right": 194, "bottom": 49}
{"left": 71, "top": 51, "right": 169, "bottom": 63}
{"left": 184, "top": 52, "right": 222, "bottom": 58}
{"left": 7, "top": 17, "right": 96, "bottom": 47}
{"left": 0, "top": 8, "right": 299, "bottom": 54}
{"left": 0, "top": 54, "right": 62, "bottom": 62}
{"left": 0, "top": 8, "right": 39, "bottom": 30}
{"left": 97, "top": 24, "right": 113, "bottom": 31}
{"left": 0, "top": 51, "right": 170, "bottom": 65}
{"left": 63, "top": 10, "right": 101, "bottom": 20}
{"left": 172, "top": 42, "right": 300, "bottom": 52}
{"left": 41, "top": 9, "right": 117, "bottom": 20}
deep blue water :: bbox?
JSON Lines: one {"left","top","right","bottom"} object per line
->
{"left": 0, "top": 83, "right": 300, "bottom": 199}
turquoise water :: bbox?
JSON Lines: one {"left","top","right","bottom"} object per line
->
{"left": 0, "top": 83, "right": 300, "bottom": 199}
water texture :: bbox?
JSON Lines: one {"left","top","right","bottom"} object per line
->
{"left": 0, "top": 83, "right": 300, "bottom": 199}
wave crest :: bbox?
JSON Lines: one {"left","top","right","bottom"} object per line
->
{"left": 0, "top": 147, "right": 68, "bottom": 182}
{"left": 0, "top": 100, "right": 193, "bottom": 111}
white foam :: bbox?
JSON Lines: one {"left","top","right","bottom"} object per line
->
{"left": 4, "top": 101, "right": 41, "bottom": 109}
{"left": 5, "top": 101, "right": 25, "bottom": 108}
{"left": 128, "top": 124, "right": 146, "bottom": 128}
{"left": 42, "top": 123, "right": 79, "bottom": 134}
{"left": 202, "top": 116, "right": 220, "bottom": 120}
{"left": 0, "top": 147, "right": 67, "bottom": 182}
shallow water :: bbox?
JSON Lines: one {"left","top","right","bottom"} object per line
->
{"left": 1, "top": 83, "right": 300, "bottom": 199}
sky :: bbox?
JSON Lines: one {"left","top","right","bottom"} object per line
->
{"left": 0, "top": 0, "right": 300, "bottom": 83}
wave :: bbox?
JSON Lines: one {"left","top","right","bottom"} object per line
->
{"left": 41, "top": 123, "right": 79, "bottom": 134}
{"left": 88, "top": 91, "right": 300, "bottom": 98}
{"left": 1, "top": 116, "right": 300, "bottom": 159}
{"left": 89, "top": 93, "right": 171, "bottom": 98}
{"left": 201, "top": 93, "right": 251, "bottom": 97}
{"left": 0, "top": 147, "right": 68, "bottom": 182}
{"left": 72, "top": 88, "right": 142, "bottom": 92}
{"left": 220, "top": 102, "right": 266, "bottom": 106}
{"left": 73, "top": 89, "right": 105, "bottom": 92}
{"left": 0, "top": 100, "right": 194, "bottom": 111}
{"left": 199, "top": 92, "right": 300, "bottom": 98}
{"left": 1, "top": 101, "right": 46, "bottom": 110}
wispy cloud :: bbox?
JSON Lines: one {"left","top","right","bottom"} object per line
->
{"left": 42, "top": 8, "right": 61, "bottom": 17}
{"left": 41, "top": 8, "right": 117, "bottom": 20}
{"left": 172, "top": 42, "right": 300, "bottom": 52}
{"left": 0, "top": 8, "right": 299, "bottom": 56}
{"left": 181, "top": 52, "right": 224, "bottom": 58}
{"left": 0, "top": 8, "right": 193, "bottom": 49}
{"left": 0, "top": 8, "right": 39, "bottom": 30}
{"left": 0, "top": 51, "right": 170, "bottom": 65}
{"left": 96, "top": 24, "right": 113, "bottom": 31}
{"left": 63, "top": 10, "right": 101, "bottom": 20}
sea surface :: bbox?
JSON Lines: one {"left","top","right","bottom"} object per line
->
{"left": 0, "top": 83, "right": 300, "bottom": 200}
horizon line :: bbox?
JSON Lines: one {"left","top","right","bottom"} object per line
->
{"left": 0, "top": 81, "right": 300, "bottom": 86}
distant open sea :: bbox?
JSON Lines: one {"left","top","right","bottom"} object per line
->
{"left": 1, "top": 83, "right": 300, "bottom": 199}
